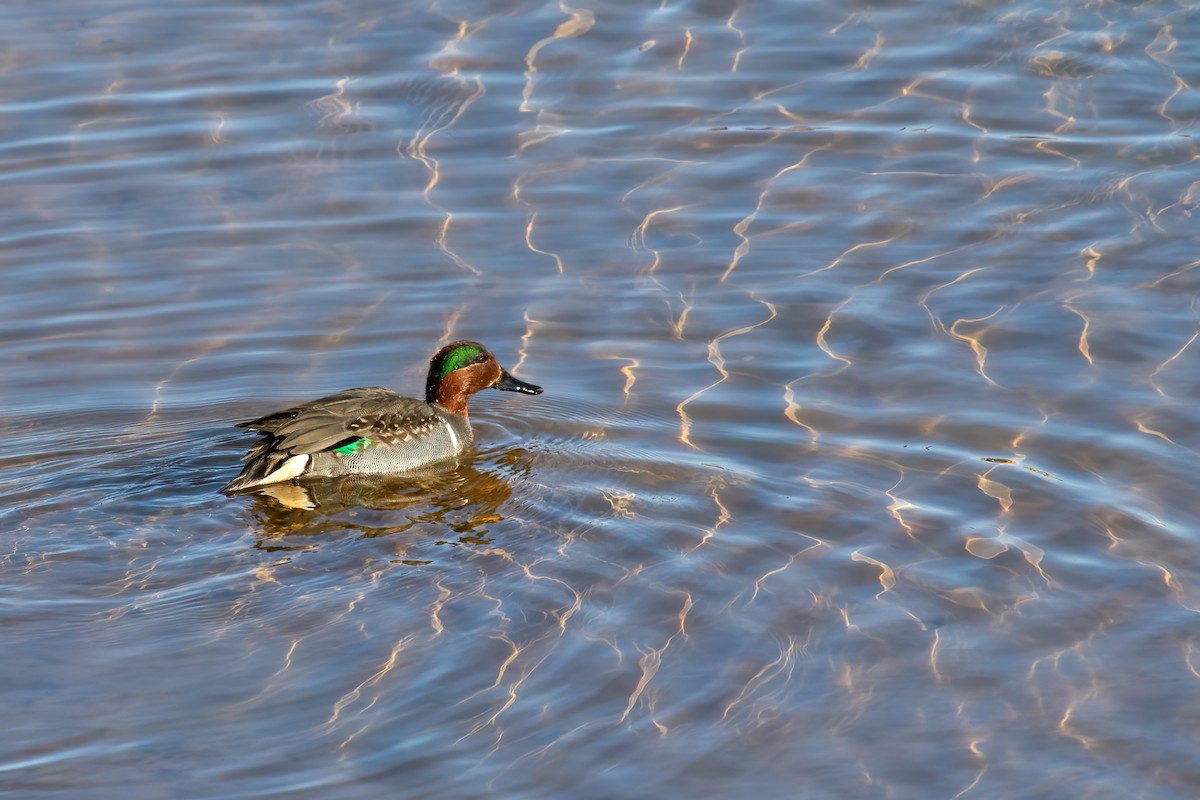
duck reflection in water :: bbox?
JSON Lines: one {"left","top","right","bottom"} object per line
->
{"left": 242, "top": 454, "right": 527, "bottom": 547}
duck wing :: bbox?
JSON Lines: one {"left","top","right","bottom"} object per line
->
{"left": 222, "top": 388, "right": 441, "bottom": 493}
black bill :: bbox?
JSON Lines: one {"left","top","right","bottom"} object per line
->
{"left": 494, "top": 369, "right": 543, "bottom": 395}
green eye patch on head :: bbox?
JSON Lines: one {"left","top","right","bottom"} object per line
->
{"left": 435, "top": 343, "right": 487, "bottom": 380}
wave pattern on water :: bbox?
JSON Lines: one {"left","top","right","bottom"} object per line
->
{"left": 3, "top": 0, "right": 1200, "bottom": 797}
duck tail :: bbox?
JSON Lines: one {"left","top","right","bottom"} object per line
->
{"left": 221, "top": 440, "right": 310, "bottom": 494}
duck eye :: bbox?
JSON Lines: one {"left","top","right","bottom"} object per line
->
{"left": 474, "top": 354, "right": 488, "bottom": 364}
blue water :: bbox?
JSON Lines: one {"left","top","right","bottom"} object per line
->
{"left": 3, "top": 0, "right": 1200, "bottom": 797}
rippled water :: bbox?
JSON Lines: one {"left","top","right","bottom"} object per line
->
{"left": 4, "top": 0, "right": 1200, "bottom": 796}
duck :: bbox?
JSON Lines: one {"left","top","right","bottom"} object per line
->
{"left": 221, "top": 340, "right": 542, "bottom": 494}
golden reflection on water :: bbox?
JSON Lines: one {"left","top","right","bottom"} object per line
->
{"left": 5, "top": 0, "right": 1200, "bottom": 796}
{"left": 244, "top": 462, "right": 516, "bottom": 544}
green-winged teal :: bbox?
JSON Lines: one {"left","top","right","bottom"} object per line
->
{"left": 221, "top": 340, "right": 542, "bottom": 494}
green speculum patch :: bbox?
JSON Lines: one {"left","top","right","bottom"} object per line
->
{"left": 332, "top": 437, "right": 370, "bottom": 455}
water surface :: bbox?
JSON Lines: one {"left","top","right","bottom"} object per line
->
{"left": 4, "top": 0, "right": 1200, "bottom": 797}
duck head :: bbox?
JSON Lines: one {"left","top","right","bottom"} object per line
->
{"left": 426, "top": 340, "right": 542, "bottom": 416}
